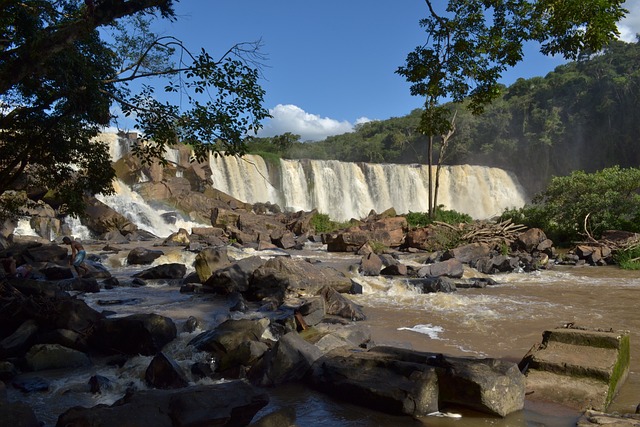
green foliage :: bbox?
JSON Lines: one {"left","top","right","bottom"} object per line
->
{"left": 614, "top": 246, "right": 640, "bottom": 270}
{"left": 405, "top": 208, "right": 472, "bottom": 229}
{"left": 0, "top": 0, "right": 268, "bottom": 217}
{"left": 369, "top": 241, "right": 388, "bottom": 255}
{"left": 309, "top": 213, "right": 351, "bottom": 234}
{"left": 502, "top": 166, "right": 640, "bottom": 244}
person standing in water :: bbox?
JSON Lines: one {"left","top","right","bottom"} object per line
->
{"left": 63, "top": 236, "right": 88, "bottom": 277}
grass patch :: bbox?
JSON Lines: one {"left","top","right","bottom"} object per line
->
{"left": 309, "top": 213, "right": 352, "bottom": 233}
{"left": 614, "top": 245, "right": 640, "bottom": 270}
{"left": 405, "top": 209, "right": 472, "bottom": 229}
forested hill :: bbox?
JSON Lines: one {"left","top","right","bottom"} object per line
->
{"left": 247, "top": 40, "right": 640, "bottom": 196}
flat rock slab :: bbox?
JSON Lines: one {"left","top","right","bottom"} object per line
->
{"left": 520, "top": 328, "right": 630, "bottom": 411}
{"left": 577, "top": 410, "right": 640, "bottom": 426}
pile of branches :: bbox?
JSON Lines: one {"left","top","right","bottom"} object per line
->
{"left": 432, "top": 219, "right": 528, "bottom": 247}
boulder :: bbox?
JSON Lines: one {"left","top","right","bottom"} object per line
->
{"left": 203, "top": 256, "right": 266, "bottom": 294}
{"left": 188, "top": 318, "right": 269, "bottom": 372}
{"left": 194, "top": 247, "right": 231, "bottom": 282}
{"left": 0, "top": 400, "right": 40, "bottom": 427}
{"left": 514, "top": 228, "right": 548, "bottom": 253}
{"left": 405, "top": 277, "right": 457, "bottom": 293}
{"left": 417, "top": 258, "right": 464, "bottom": 278}
{"left": 145, "top": 352, "right": 189, "bottom": 389}
{"left": 370, "top": 346, "right": 526, "bottom": 417}
{"left": 24, "top": 343, "right": 91, "bottom": 371}
{"left": 577, "top": 410, "right": 640, "bottom": 427}
{"left": 22, "top": 244, "right": 68, "bottom": 263}
{"left": 519, "top": 327, "right": 630, "bottom": 411}
{"left": 319, "top": 285, "right": 366, "bottom": 321}
{"left": 83, "top": 196, "right": 138, "bottom": 236}
{"left": 380, "top": 263, "right": 408, "bottom": 276}
{"left": 359, "top": 252, "right": 382, "bottom": 276}
{"left": 56, "top": 381, "right": 269, "bottom": 427}
{"left": 162, "top": 228, "right": 190, "bottom": 246}
{"left": 248, "top": 257, "right": 353, "bottom": 303}
{"left": 126, "top": 247, "right": 164, "bottom": 265}
{"left": 249, "top": 331, "right": 323, "bottom": 386}
{"left": 0, "top": 319, "right": 39, "bottom": 358}
{"left": 308, "top": 347, "right": 439, "bottom": 417}
{"left": 133, "top": 263, "right": 187, "bottom": 280}
{"left": 89, "top": 313, "right": 177, "bottom": 356}
{"left": 442, "top": 243, "right": 492, "bottom": 264}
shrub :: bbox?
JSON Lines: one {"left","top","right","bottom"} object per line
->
{"left": 501, "top": 166, "right": 640, "bottom": 244}
{"left": 614, "top": 245, "right": 640, "bottom": 270}
{"left": 405, "top": 208, "right": 472, "bottom": 229}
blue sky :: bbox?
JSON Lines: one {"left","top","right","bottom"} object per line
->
{"left": 143, "top": 0, "right": 640, "bottom": 141}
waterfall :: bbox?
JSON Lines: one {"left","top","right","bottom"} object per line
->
{"left": 209, "top": 156, "right": 527, "bottom": 221}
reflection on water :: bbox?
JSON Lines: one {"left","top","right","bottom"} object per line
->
{"left": 5, "top": 250, "right": 640, "bottom": 427}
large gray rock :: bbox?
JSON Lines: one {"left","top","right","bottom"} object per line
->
{"left": 56, "top": 381, "right": 269, "bottom": 427}
{"left": 248, "top": 257, "right": 353, "bottom": 303}
{"left": 133, "top": 263, "right": 187, "bottom": 279}
{"left": 194, "top": 246, "right": 231, "bottom": 282}
{"left": 188, "top": 318, "right": 269, "bottom": 373}
{"left": 24, "top": 343, "right": 91, "bottom": 371}
{"left": 145, "top": 352, "right": 189, "bottom": 389}
{"left": 89, "top": 313, "right": 177, "bottom": 356}
{"left": 417, "top": 258, "right": 464, "bottom": 278}
{"left": 203, "top": 256, "right": 266, "bottom": 294}
{"left": 319, "top": 285, "right": 366, "bottom": 321}
{"left": 126, "top": 247, "right": 164, "bottom": 265}
{"left": 442, "top": 243, "right": 492, "bottom": 264}
{"left": 370, "top": 346, "right": 525, "bottom": 417}
{"left": 250, "top": 331, "right": 323, "bottom": 386}
{"left": 308, "top": 347, "right": 439, "bottom": 417}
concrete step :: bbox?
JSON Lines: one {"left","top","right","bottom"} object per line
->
{"left": 519, "top": 327, "right": 630, "bottom": 411}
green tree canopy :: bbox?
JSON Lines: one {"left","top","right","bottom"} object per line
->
{"left": 0, "top": 0, "right": 269, "bottom": 216}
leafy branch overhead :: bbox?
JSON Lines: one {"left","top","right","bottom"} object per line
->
{"left": 0, "top": 0, "right": 269, "bottom": 216}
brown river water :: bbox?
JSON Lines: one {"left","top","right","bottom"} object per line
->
{"left": 6, "top": 244, "right": 640, "bottom": 426}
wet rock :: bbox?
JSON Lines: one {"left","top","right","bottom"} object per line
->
{"left": 203, "top": 256, "right": 266, "bottom": 294}
{"left": 380, "top": 263, "right": 408, "bottom": 276}
{"left": 188, "top": 318, "right": 270, "bottom": 373}
{"left": 308, "top": 347, "right": 439, "bottom": 417}
{"left": 0, "top": 361, "right": 18, "bottom": 381}
{"left": 125, "top": 247, "right": 164, "bottom": 265}
{"left": 194, "top": 246, "right": 231, "bottom": 282}
{"left": 406, "top": 277, "right": 457, "bottom": 293}
{"left": 249, "top": 407, "right": 296, "bottom": 427}
{"left": 0, "top": 400, "right": 40, "bottom": 427}
{"left": 90, "top": 313, "right": 177, "bottom": 356}
{"left": 319, "top": 285, "right": 366, "bottom": 321}
{"left": 56, "top": 381, "right": 269, "bottom": 427}
{"left": 250, "top": 331, "right": 323, "bottom": 386}
{"left": 418, "top": 258, "right": 464, "bottom": 278}
{"left": 162, "top": 228, "right": 190, "bottom": 246}
{"left": 183, "top": 316, "right": 199, "bottom": 333}
{"left": 298, "top": 297, "right": 325, "bottom": 327}
{"left": 359, "top": 252, "right": 382, "bottom": 276}
{"left": 0, "top": 319, "right": 38, "bottom": 358}
{"left": 89, "top": 374, "right": 116, "bottom": 394}
{"left": 11, "top": 376, "right": 49, "bottom": 393}
{"left": 577, "top": 410, "right": 640, "bottom": 426}
{"left": 25, "top": 343, "right": 91, "bottom": 371}
{"left": 370, "top": 346, "right": 526, "bottom": 417}
{"left": 474, "top": 255, "right": 520, "bottom": 274}
{"left": 145, "top": 352, "right": 189, "bottom": 389}
{"left": 133, "top": 263, "right": 187, "bottom": 279}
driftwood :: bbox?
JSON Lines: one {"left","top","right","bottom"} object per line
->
{"left": 432, "top": 219, "right": 528, "bottom": 247}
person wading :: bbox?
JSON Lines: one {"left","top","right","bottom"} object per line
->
{"left": 63, "top": 236, "right": 88, "bottom": 277}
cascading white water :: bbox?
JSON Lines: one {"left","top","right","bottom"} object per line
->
{"left": 209, "top": 155, "right": 527, "bottom": 221}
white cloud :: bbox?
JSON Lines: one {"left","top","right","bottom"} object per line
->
{"left": 619, "top": 0, "right": 640, "bottom": 42}
{"left": 258, "top": 104, "right": 357, "bottom": 141}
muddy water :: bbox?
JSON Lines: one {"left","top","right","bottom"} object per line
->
{"left": 350, "top": 265, "right": 640, "bottom": 425}
{"left": 7, "top": 243, "right": 640, "bottom": 426}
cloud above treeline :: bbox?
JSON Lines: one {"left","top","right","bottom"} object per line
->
{"left": 619, "top": 0, "right": 640, "bottom": 42}
{"left": 257, "top": 104, "right": 371, "bottom": 142}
